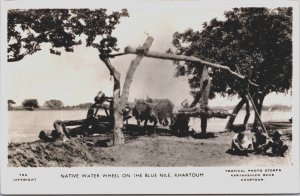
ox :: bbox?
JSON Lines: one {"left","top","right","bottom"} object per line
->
{"left": 132, "top": 98, "right": 174, "bottom": 128}
{"left": 145, "top": 98, "right": 174, "bottom": 126}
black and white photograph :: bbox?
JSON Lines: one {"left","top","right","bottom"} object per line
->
{"left": 1, "top": 0, "right": 299, "bottom": 194}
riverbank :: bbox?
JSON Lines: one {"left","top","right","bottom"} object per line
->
{"left": 8, "top": 122, "right": 292, "bottom": 167}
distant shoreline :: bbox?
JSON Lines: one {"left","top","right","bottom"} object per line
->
{"left": 8, "top": 108, "right": 89, "bottom": 111}
{"left": 8, "top": 106, "right": 292, "bottom": 112}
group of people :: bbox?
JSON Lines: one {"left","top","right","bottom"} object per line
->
{"left": 230, "top": 127, "right": 288, "bottom": 157}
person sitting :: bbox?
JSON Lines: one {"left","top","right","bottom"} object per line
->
{"left": 178, "top": 99, "right": 197, "bottom": 113}
{"left": 39, "top": 129, "right": 63, "bottom": 142}
{"left": 181, "top": 99, "right": 190, "bottom": 108}
{"left": 231, "top": 130, "right": 254, "bottom": 156}
{"left": 252, "top": 127, "right": 270, "bottom": 154}
{"left": 263, "top": 131, "right": 288, "bottom": 157}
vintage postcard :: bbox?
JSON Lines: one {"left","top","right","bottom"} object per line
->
{"left": 1, "top": 0, "right": 299, "bottom": 194}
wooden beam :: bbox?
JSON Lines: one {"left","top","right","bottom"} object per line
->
{"left": 175, "top": 108, "right": 231, "bottom": 119}
{"left": 124, "top": 46, "right": 258, "bottom": 87}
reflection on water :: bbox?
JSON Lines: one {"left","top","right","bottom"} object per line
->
{"left": 8, "top": 110, "right": 291, "bottom": 143}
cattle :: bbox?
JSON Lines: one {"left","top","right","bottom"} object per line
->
{"left": 132, "top": 99, "right": 158, "bottom": 127}
{"left": 132, "top": 98, "right": 174, "bottom": 128}
{"left": 146, "top": 98, "right": 174, "bottom": 126}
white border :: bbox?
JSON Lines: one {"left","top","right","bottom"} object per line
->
{"left": 1, "top": 0, "right": 299, "bottom": 194}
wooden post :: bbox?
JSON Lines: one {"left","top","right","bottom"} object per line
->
{"left": 199, "top": 66, "right": 211, "bottom": 134}
{"left": 98, "top": 37, "right": 154, "bottom": 145}
{"left": 233, "top": 64, "right": 267, "bottom": 133}
{"left": 246, "top": 93, "right": 267, "bottom": 133}
{"left": 199, "top": 66, "right": 211, "bottom": 109}
{"left": 121, "top": 37, "right": 154, "bottom": 107}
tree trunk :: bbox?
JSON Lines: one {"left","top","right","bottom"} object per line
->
{"left": 112, "top": 75, "right": 124, "bottom": 145}
{"left": 253, "top": 95, "right": 265, "bottom": 129}
{"left": 120, "top": 36, "right": 154, "bottom": 107}
{"left": 99, "top": 56, "right": 124, "bottom": 145}
{"left": 243, "top": 99, "right": 250, "bottom": 126}
{"left": 225, "top": 99, "right": 246, "bottom": 130}
{"left": 99, "top": 37, "right": 154, "bottom": 145}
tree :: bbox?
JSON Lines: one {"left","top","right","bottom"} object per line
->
{"left": 76, "top": 102, "right": 93, "bottom": 109}
{"left": 8, "top": 99, "right": 16, "bottom": 110}
{"left": 8, "top": 9, "right": 129, "bottom": 62}
{"left": 172, "top": 7, "right": 292, "bottom": 128}
{"left": 44, "top": 99, "right": 64, "bottom": 109}
{"left": 8, "top": 9, "right": 129, "bottom": 145}
{"left": 22, "top": 99, "right": 39, "bottom": 108}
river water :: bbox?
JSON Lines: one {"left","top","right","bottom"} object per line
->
{"left": 8, "top": 109, "right": 291, "bottom": 143}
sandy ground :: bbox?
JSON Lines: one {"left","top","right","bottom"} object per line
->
{"left": 8, "top": 122, "right": 292, "bottom": 167}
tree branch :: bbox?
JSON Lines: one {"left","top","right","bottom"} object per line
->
{"left": 99, "top": 54, "right": 120, "bottom": 80}
{"left": 7, "top": 54, "right": 25, "bottom": 62}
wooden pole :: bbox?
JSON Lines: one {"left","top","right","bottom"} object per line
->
{"left": 233, "top": 65, "right": 267, "bottom": 133}
{"left": 198, "top": 66, "right": 211, "bottom": 134}
{"left": 124, "top": 46, "right": 258, "bottom": 87}
{"left": 246, "top": 93, "right": 267, "bottom": 133}
{"left": 121, "top": 37, "right": 154, "bottom": 107}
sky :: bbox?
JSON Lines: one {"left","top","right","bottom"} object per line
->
{"left": 6, "top": 1, "right": 292, "bottom": 107}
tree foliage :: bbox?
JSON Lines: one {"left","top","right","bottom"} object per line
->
{"left": 22, "top": 99, "right": 39, "bottom": 108}
{"left": 44, "top": 99, "right": 64, "bottom": 109}
{"left": 8, "top": 99, "right": 16, "bottom": 104}
{"left": 8, "top": 9, "right": 129, "bottom": 62}
{"left": 172, "top": 7, "right": 292, "bottom": 101}
{"left": 77, "top": 102, "right": 94, "bottom": 109}
{"left": 8, "top": 99, "right": 16, "bottom": 110}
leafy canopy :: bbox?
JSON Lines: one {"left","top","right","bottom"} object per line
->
{"left": 172, "top": 8, "right": 292, "bottom": 99}
{"left": 22, "top": 99, "right": 39, "bottom": 108}
{"left": 44, "top": 99, "right": 64, "bottom": 109}
{"left": 8, "top": 9, "right": 129, "bottom": 62}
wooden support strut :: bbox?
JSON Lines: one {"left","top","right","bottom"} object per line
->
{"left": 246, "top": 93, "right": 267, "bottom": 133}
{"left": 121, "top": 37, "right": 154, "bottom": 107}
{"left": 233, "top": 65, "right": 267, "bottom": 133}
{"left": 198, "top": 66, "right": 211, "bottom": 134}
{"left": 124, "top": 46, "right": 258, "bottom": 87}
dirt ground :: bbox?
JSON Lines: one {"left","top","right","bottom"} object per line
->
{"left": 8, "top": 122, "right": 292, "bottom": 167}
